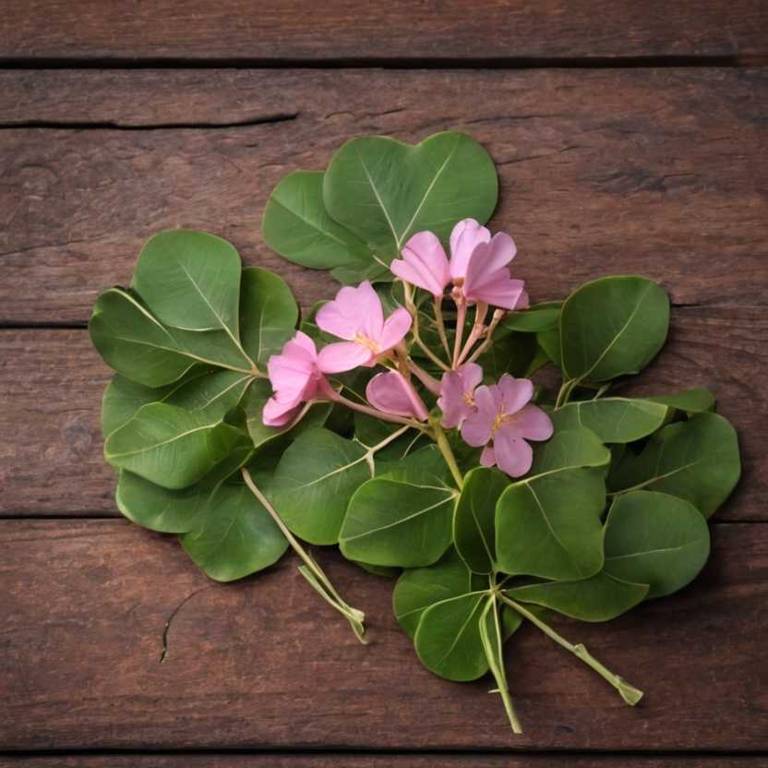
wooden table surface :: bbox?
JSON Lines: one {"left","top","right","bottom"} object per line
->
{"left": 1, "top": 3, "right": 767, "bottom": 766}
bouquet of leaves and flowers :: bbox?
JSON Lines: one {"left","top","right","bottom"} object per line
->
{"left": 90, "top": 131, "right": 741, "bottom": 733}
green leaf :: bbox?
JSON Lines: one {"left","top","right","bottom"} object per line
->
{"left": 269, "top": 428, "right": 372, "bottom": 545}
{"left": 261, "top": 171, "right": 376, "bottom": 282}
{"left": 551, "top": 398, "right": 669, "bottom": 444}
{"left": 340, "top": 456, "right": 458, "bottom": 567}
{"left": 498, "top": 302, "right": 561, "bottom": 333}
{"left": 537, "top": 324, "right": 562, "bottom": 368}
{"left": 560, "top": 276, "right": 670, "bottom": 383}
{"left": 604, "top": 490, "right": 710, "bottom": 598}
{"left": 414, "top": 591, "right": 490, "bottom": 681}
{"left": 453, "top": 467, "right": 509, "bottom": 574}
{"left": 645, "top": 387, "right": 715, "bottom": 415}
{"left": 90, "top": 288, "right": 196, "bottom": 387}
{"left": 323, "top": 132, "right": 497, "bottom": 263}
{"left": 532, "top": 426, "right": 611, "bottom": 473}
{"left": 181, "top": 482, "right": 288, "bottom": 582}
{"left": 393, "top": 549, "right": 482, "bottom": 639}
{"left": 506, "top": 571, "right": 649, "bottom": 622}
{"left": 476, "top": 330, "right": 538, "bottom": 379}
{"left": 115, "top": 438, "right": 253, "bottom": 533}
{"left": 608, "top": 412, "right": 740, "bottom": 517}
{"left": 104, "top": 402, "right": 244, "bottom": 489}
{"left": 239, "top": 267, "right": 299, "bottom": 366}
{"left": 133, "top": 229, "right": 242, "bottom": 335}
{"left": 495, "top": 467, "right": 606, "bottom": 581}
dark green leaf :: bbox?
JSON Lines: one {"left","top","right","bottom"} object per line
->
{"left": 604, "top": 490, "right": 710, "bottom": 597}
{"left": 608, "top": 412, "right": 740, "bottom": 517}
{"left": 645, "top": 387, "right": 715, "bottom": 415}
{"left": 560, "top": 276, "right": 669, "bottom": 383}
{"left": 551, "top": 398, "right": 669, "bottom": 444}
{"left": 532, "top": 426, "right": 611, "bottom": 473}
{"left": 498, "top": 302, "right": 561, "bottom": 333}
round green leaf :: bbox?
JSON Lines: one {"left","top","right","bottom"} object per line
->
{"left": 104, "top": 402, "right": 244, "bottom": 489}
{"left": 608, "top": 412, "right": 740, "bottom": 517}
{"left": 393, "top": 548, "right": 483, "bottom": 639}
{"left": 453, "top": 467, "right": 509, "bottom": 574}
{"left": 560, "top": 276, "right": 670, "bottom": 383}
{"left": 498, "top": 302, "right": 561, "bottom": 333}
{"left": 261, "top": 170, "right": 376, "bottom": 282}
{"left": 551, "top": 398, "right": 669, "bottom": 444}
{"left": 133, "top": 229, "right": 242, "bottom": 334}
{"left": 645, "top": 387, "right": 715, "bottom": 415}
{"left": 495, "top": 467, "right": 606, "bottom": 581}
{"left": 323, "top": 132, "right": 497, "bottom": 262}
{"left": 604, "top": 490, "right": 710, "bottom": 598}
{"left": 239, "top": 267, "right": 299, "bottom": 366}
{"left": 90, "top": 288, "right": 195, "bottom": 387}
{"left": 532, "top": 426, "right": 611, "bottom": 473}
{"left": 181, "top": 482, "right": 288, "bottom": 582}
{"left": 506, "top": 571, "right": 649, "bottom": 622}
{"left": 269, "top": 428, "right": 371, "bottom": 545}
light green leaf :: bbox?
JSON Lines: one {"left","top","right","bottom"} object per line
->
{"left": 645, "top": 387, "right": 715, "bottom": 415}
{"left": 551, "top": 398, "right": 669, "bottom": 444}
{"left": 115, "top": 438, "right": 253, "bottom": 533}
{"left": 498, "top": 302, "right": 561, "bottom": 333}
{"left": 495, "top": 467, "right": 606, "bottom": 580}
{"left": 532, "top": 426, "right": 611, "bottom": 473}
{"left": 104, "top": 402, "right": 244, "bottom": 489}
{"left": 560, "top": 276, "right": 669, "bottom": 383}
{"left": 453, "top": 467, "right": 509, "bottom": 574}
{"left": 323, "top": 132, "right": 497, "bottom": 263}
{"left": 393, "top": 548, "right": 483, "bottom": 639}
{"left": 133, "top": 229, "right": 242, "bottom": 335}
{"left": 604, "top": 490, "right": 710, "bottom": 598}
{"left": 181, "top": 482, "right": 288, "bottom": 582}
{"left": 608, "top": 412, "right": 740, "bottom": 517}
{"left": 269, "top": 428, "right": 371, "bottom": 545}
{"left": 261, "top": 171, "right": 376, "bottom": 282}
{"left": 90, "top": 288, "right": 196, "bottom": 387}
{"left": 239, "top": 267, "right": 299, "bottom": 365}
{"left": 340, "top": 457, "right": 458, "bottom": 567}
{"left": 506, "top": 571, "right": 648, "bottom": 622}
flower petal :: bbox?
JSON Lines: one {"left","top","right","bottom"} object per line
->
{"left": 378, "top": 307, "right": 412, "bottom": 351}
{"left": 494, "top": 428, "right": 533, "bottom": 478}
{"left": 497, "top": 375, "right": 534, "bottom": 416}
{"left": 263, "top": 395, "right": 302, "bottom": 427}
{"left": 317, "top": 341, "right": 374, "bottom": 373}
{"left": 316, "top": 281, "right": 384, "bottom": 340}
{"left": 514, "top": 404, "right": 554, "bottom": 441}
{"left": 392, "top": 231, "right": 450, "bottom": 296}
{"left": 461, "top": 362, "right": 484, "bottom": 392}
{"left": 480, "top": 444, "right": 496, "bottom": 468}
{"left": 449, "top": 218, "right": 491, "bottom": 279}
{"left": 366, "top": 371, "right": 428, "bottom": 421}
{"left": 460, "top": 385, "right": 497, "bottom": 447}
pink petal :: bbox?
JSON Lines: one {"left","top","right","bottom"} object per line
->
{"left": 497, "top": 375, "right": 534, "bottom": 416}
{"left": 514, "top": 404, "right": 554, "bottom": 441}
{"left": 449, "top": 218, "right": 491, "bottom": 279}
{"left": 480, "top": 444, "right": 496, "bottom": 467}
{"left": 460, "top": 386, "right": 497, "bottom": 447}
{"left": 316, "top": 281, "right": 383, "bottom": 340}
{"left": 291, "top": 330, "right": 318, "bottom": 356}
{"left": 317, "top": 341, "right": 374, "bottom": 373}
{"left": 494, "top": 428, "right": 533, "bottom": 478}
{"left": 438, "top": 371, "right": 469, "bottom": 428}
{"left": 483, "top": 232, "right": 517, "bottom": 273}
{"left": 263, "top": 395, "right": 302, "bottom": 427}
{"left": 466, "top": 273, "right": 527, "bottom": 310}
{"left": 460, "top": 362, "right": 484, "bottom": 392}
{"left": 366, "top": 371, "right": 428, "bottom": 421}
{"left": 392, "top": 231, "right": 450, "bottom": 296}
{"left": 378, "top": 307, "right": 412, "bottom": 351}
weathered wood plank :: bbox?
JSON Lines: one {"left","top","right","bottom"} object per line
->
{"left": 1, "top": 304, "right": 763, "bottom": 520}
{"left": 0, "top": 69, "right": 766, "bottom": 323}
{"left": 0, "top": 756, "right": 758, "bottom": 767}
{"left": 0, "top": 1, "right": 766, "bottom": 61}
{"left": 1, "top": 520, "right": 765, "bottom": 750}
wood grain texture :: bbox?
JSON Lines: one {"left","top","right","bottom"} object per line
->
{"left": 0, "top": 69, "right": 766, "bottom": 323}
{"left": 0, "top": 757, "right": 759, "bottom": 768}
{"left": 0, "top": 1, "right": 766, "bottom": 61}
{"left": 1, "top": 304, "right": 763, "bottom": 520}
{"left": 1, "top": 520, "right": 765, "bottom": 750}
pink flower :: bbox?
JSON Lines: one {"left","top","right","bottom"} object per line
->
{"left": 366, "top": 371, "right": 429, "bottom": 421}
{"left": 460, "top": 229, "right": 526, "bottom": 311}
{"left": 460, "top": 374, "right": 553, "bottom": 478}
{"left": 316, "top": 281, "right": 412, "bottom": 373}
{"left": 391, "top": 231, "right": 450, "bottom": 297}
{"left": 449, "top": 218, "right": 491, "bottom": 280}
{"left": 263, "top": 331, "right": 325, "bottom": 427}
{"left": 438, "top": 362, "right": 483, "bottom": 428}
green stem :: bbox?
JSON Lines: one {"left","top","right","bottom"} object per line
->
{"left": 432, "top": 421, "right": 464, "bottom": 488}
{"left": 501, "top": 596, "right": 643, "bottom": 706}
{"left": 554, "top": 379, "right": 577, "bottom": 410}
{"left": 241, "top": 467, "right": 367, "bottom": 644}
{"left": 466, "top": 308, "right": 505, "bottom": 365}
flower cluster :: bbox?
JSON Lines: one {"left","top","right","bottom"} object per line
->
{"left": 264, "top": 219, "right": 552, "bottom": 477}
